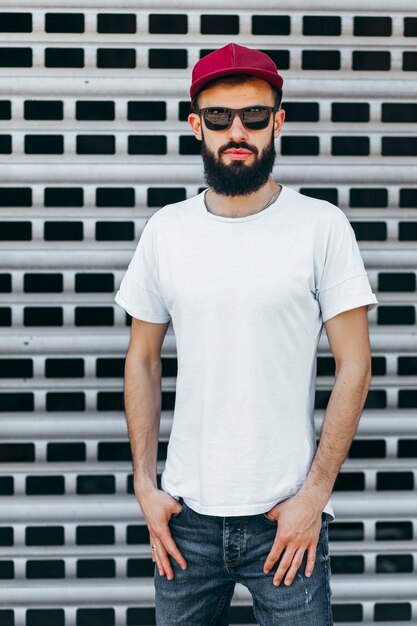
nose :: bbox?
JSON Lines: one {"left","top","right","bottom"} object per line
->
{"left": 226, "top": 111, "right": 249, "bottom": 142}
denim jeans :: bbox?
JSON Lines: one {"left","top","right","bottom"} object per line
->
{"left": 154, "top": 499, "right": 333, "bottom": 625}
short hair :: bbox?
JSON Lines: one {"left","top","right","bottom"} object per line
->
{"left": 190, "top": 73, "right": 282, "bottom": 113}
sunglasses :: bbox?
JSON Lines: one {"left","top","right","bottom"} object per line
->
{"left": 197, "top": 106, "right": 279, "bottom": 131}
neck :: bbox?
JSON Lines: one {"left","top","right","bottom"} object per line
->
{"left": 205, "top": 178, "right": 281, "bottom": 218}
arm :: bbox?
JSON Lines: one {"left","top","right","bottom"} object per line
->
{"left": 124, "top": 316, "right": 169, "bottom": 497}
{"left": 298, "top": 304, "right": 372, "bottom": 508}
{"left": 263, "top": 305, "right": 372, "bottom": 585}
{"left": 124, "top": 317, "right": 187, "bottom": 579}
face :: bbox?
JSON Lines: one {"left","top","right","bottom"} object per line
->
{"left": 188, "top": 78, "right": 285, "bottom": 196}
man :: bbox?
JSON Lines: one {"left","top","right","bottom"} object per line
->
{"left": 115, "top": 43, "right": 379, "bottom": 625}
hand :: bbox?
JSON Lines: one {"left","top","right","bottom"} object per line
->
{"left": 263, "top": 491, "right": 323, "bottom": 586}
{"left": 137, "top": 488, "right": 188, "bottom": 580}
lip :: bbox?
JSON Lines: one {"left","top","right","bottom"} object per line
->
{"left": 223, "top": 150, "right": 253, "bottom": 160}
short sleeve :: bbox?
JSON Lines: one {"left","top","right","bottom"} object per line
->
{"left": 316, "top": 208, "right": 379, "bottom": 323}
{"left": 114, "top": 218, "right": 171, "bottom": 323}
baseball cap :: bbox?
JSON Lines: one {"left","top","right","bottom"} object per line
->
{"left": 190, "top": 43, "right": 284, "bottom": 100}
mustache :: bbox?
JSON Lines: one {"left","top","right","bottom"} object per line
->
{"left": 218, "top": 141, "right": 259, "bottom": 156}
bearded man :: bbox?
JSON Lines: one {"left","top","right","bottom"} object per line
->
{"left": 115, "top": 42, "right": 378, "bottom": 625}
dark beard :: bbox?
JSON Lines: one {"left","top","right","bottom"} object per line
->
{"left": 200, "top": 127, "right": 276, "bottom": 197}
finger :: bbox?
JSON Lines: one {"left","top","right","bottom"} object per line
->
{"left": 158, "top": 544, "right": 174, "bottom": 580}
{"left": 156, "top": 539, "right": 174, "bottom": 580}
{"left": 161, "top": 526, "right": 188, "bottom": 572}
{"left": 152, "top": 541, "right": 165, "bottom": 577}
{"left": 154, "top": 527, "right": 188, "bottom": 580}
{"left": 272, "top": 546, "right": 296, "bottom": 586}
{"left": 282, "top": 546, "right": 307, "bottom": 586}
{"left": 263, "top": 533, "right": 287, "bottom": 573}
{"left": 305, "top": 542, "right": 317, "bottom": 578}
{"left": 150, "top": 536, "right": 156, "bottom": 563}
{"left": 155, "top": 553, "right": 163, "bottom": 576}
{"left": 149, "top": 534, "right": 161, "bottom": 569}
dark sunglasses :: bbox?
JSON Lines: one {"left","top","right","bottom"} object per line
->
{"left": 196, "top": 105, "right": 279, "bottom": 131}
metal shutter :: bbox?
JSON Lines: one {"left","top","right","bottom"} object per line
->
{"left": 0, "top": 2, "right": 416, "bottom": 624}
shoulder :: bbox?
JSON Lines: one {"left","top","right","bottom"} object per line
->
{"left": 282, "top": 185, "right": 351, "bottom": 238}
{"left": 145, "top": 191, "right": 203, "bottom": 230}
{"left": 283, "top": 185, "right": 344, "bottom": 220}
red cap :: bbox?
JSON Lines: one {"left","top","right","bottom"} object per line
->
{"left": 190, "top": 43, "right": 284, "bottom": 100}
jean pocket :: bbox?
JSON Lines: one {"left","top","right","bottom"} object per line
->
{"left": 319, "top": 520, "right": 330, "bottom": 563}
{"left": 170, "top": 501, "right": 187, "bottom": 519}
{"left": 261, "top": 512, "right": 277, "bottom": 525}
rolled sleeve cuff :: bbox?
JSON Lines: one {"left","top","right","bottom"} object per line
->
{"left": 318, "top": 274, "right": 379, "bottom": 323}
{"left": 114, "top": 290, "right": 171, "bottom": 324}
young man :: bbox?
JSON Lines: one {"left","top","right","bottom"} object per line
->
{"left": 115, "top": 43, "right": 379, "bottom": 625}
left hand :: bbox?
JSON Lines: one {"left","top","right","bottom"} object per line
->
{"left": 262, "top": 491, "right": 323, "bottom": 586}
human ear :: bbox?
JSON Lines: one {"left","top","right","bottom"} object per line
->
{"left": 273, "top": 108, "right": 285, "bottom": 137}
{"left": 188, "top": 113, "right": 203, "bottom": 141}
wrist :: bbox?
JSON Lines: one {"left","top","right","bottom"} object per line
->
{"left": 297, "top": 483, "right": 331, "bottom": 511}
{"left": 134, "top": 478, "right": 158, "bottom": 498}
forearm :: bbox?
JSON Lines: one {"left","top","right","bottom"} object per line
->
{"left": 299, "top": 362, "right": 372, "bottom": 508}
{"left": 124, "top": 352, "right": 162, "bottom": 498}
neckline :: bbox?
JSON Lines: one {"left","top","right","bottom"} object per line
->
{"left": 201, "top": 185, "right": 286, "bottom": 223}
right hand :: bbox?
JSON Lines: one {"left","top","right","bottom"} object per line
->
{"left": 137, "top": 487, "right": 188, "bottom": 580}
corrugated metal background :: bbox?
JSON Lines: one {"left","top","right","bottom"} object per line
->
{"left": 0, "top": 2, "right": 416, "bottom": 624}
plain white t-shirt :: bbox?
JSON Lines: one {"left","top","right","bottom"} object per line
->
{"left": 115, "top": 184, "right": 379, "bottom": 521}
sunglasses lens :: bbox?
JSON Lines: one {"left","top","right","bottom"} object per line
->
{"left": 204, "top": 109, "right": 231, "bottom": 130}
{"left": 242, "top": 107, "right": 270, "bottom": 130}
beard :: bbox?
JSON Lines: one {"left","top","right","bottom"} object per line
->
{"left": 200, "top": 126, "right": 276, "bottom": 197}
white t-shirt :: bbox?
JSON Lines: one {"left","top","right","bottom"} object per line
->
{"left": 115, "top": 184, "right": 379, "bottom": 520}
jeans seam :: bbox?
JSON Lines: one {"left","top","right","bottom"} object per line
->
{"left": 210, "top": 581, "right": 235, "bottom": 625}
{"left": 321, "top": 523, "right": 333, "bottom": 625}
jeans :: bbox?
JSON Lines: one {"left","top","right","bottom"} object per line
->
{"left": 154, "top": 499, "right": 333, "bottom": 625}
